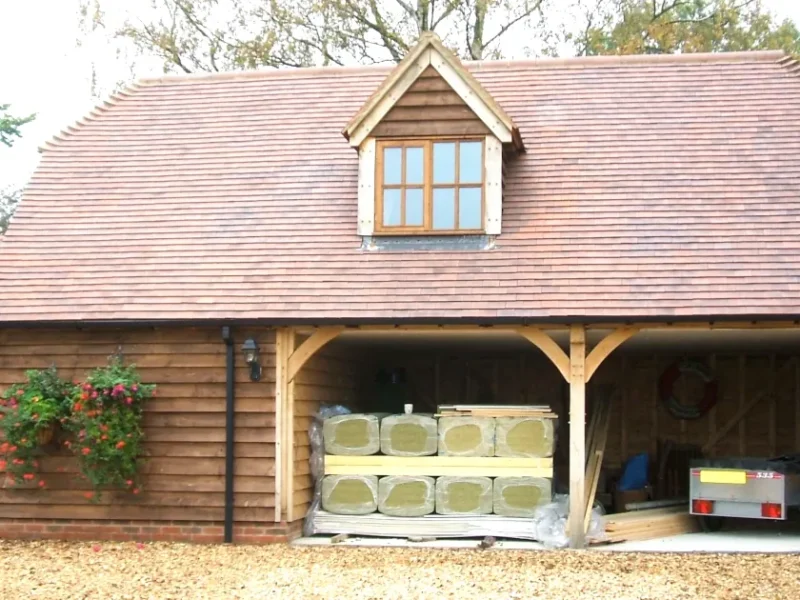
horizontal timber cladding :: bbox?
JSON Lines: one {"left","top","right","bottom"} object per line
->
{"left": 290, "top": 335, "right": 359, "bottom": 522}
{"left": 0, "top": 326, "right": 276, "bottom": 524}
{"left": 372, "top": 66, "right": 490, "bottom": 138}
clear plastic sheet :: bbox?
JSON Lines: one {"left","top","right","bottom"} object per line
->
{"left": 304, "top": 405, "right": 351, "bottom": 536}
{"left": 534, "top": 494, "right": 608, "bottom": 549}
{"left": 377, "top": 475, "right": 435, "bottom": 517}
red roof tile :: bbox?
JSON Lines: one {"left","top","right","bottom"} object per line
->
{"left": 2, "top": 51, "right": 800, "bottom": 322}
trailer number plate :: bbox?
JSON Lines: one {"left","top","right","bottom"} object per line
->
{"left": 699, "top": 470, "right": 746, "bottom": 484}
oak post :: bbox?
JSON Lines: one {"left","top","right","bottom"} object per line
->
{"left": 569, "top": 324, "right": 587, "bottom": 549}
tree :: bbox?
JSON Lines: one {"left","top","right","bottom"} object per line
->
{"left": 1, "top": 187, "right": 21, "bottom": 235}
{"left": 562, "top": 0, "right": 800, "bottom": 56}
{"left": 1, "top": 104, "right": 35, "bottom": 148}
{"left": 81, "top": 0, "right": 548, "bottom": 72}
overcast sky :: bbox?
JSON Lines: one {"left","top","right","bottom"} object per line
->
{"left": 2, "top": 0, "right": 800, "bottom": 191}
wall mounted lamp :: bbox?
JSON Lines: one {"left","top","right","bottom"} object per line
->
{"left": 241, "top": 338, "right": 262, "bottom": 382}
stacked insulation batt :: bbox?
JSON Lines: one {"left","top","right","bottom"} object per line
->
{"left": 437, "top": 417, "right": 495, "bottom": 457}
{"left": 493, "top": 477, "right": 552, "bottom": 517}
{"left": 435, "top": 476, "right": 492, "bottom": 515}
{"left": 380, "top": 414, "right": 437, "bottom": 456}
{"left": 378, "top": 476, "right": 435, "bottom": 517}
{"left": 323, "top": 413, "right": 381, "bottom": 455}
{"left": 321, "top": 475, "right": 378, "bottom": 515}
{"left": 495, "top": 417, "right": 555, "bottom": 458}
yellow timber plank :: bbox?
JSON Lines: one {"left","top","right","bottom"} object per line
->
{"left": 325, "top": 465, "right": 553, "bottom": 477}
{"left": 324, "top": 456, "right": 552, "bottom": 468}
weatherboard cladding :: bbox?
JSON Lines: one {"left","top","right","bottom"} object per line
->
{"left": 2, "top": 51, "right": 800, "bottom": 322}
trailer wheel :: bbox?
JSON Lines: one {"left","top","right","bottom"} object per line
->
{"left": 699, "top": 516, "right": 725, "bottom": 533}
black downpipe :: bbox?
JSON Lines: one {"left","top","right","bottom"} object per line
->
{"left": 222, "top": 326, "right": 235, "bottom": 543}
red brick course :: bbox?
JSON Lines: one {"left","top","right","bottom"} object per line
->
{"left": 0, "top": 519, "right": 301, "bottom": 544}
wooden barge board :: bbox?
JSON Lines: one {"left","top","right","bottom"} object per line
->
{"left": 324, "top": 455, "right": 553, "bottom": 477}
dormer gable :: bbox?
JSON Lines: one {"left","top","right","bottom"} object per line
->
{"left": 344, "top": 33, "right": 523, "bottom": 237}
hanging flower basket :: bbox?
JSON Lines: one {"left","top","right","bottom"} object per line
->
{"left": 35, "top": 423, "right": 56, "bottom": 446}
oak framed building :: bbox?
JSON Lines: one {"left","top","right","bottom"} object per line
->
{"left": 2, "top": 34, "right": 800, "bottom": 548}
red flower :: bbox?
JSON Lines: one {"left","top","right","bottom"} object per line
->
{"left": 15, "top": 389, "right": 23, "bottom": 396}
{"left": 100, "top": 425, "right": 109, "bottom": 432}
{"left": 132, "top": 488, "right": 140, "bottom": 495}
{"left": 80, "top": 393, "right": 88, "bottom": 401}
{"left": 9, "top": 446, "right": 17, "bottom": 452}
{"left": 116, "top": 441, "right": 126, "bottom": 450}
{"left": 126, "top": 480, "right": 133, "bottom": 486}
{"left": 81, "top": 447, "right": 91, "bottom": 456}
{"left": 74, "top": 403, "right": 83, "bottom": 411}
{"left": 125, "top": 398, "right": 133, "bottom": 405}
{"left": 132, "top": 385, "right": 139, "bottom": 392}
{"left": 12, "top": 459, "right": 24, "bottom": 466}
{"left": 38, "top": 480, "right": 46, "bottom": 488}
{"left": 84, "top": 491, "right": 94, "bottom": 499}
{"left": 22, "top": 473, "right": 34, "bottom": 481}
{"left": 0, "top": 460, "right": 6, "bottom": 470}
{"left": 101, "top": 435, "right": 108, "bottom": 441}
{"left": 0, "top": 442, "right": 8, "bottom": 453}
{"left": 64, "top": 441, "right": 71, "bottom": 448}
{"left": 91, "top": 391, "right": 98, "bottom": 399}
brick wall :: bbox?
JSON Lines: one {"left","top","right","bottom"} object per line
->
{"left": 0, "top": 519, "right": 301, "bottom": 544}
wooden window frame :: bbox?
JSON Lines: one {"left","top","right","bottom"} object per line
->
{"left": 374, "top": 137, "right": 485, "bottom": 235}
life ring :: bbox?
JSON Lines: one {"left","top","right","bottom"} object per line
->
{"left": 658, "top": 360, "right": 717, "bottom": 420}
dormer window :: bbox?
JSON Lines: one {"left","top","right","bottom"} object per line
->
{"left": 343, "top": 32, "right": 523, "bottom": 239}
{"left": 377, "top": 139, "right": 484, "bottom": 233}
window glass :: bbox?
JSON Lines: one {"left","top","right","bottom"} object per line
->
{"left": 459, "top": 142, "right": 482, "bottom": 184}
{"left": 433, "top": 142, "right": 456, "bottom": 184}
{"left": 405, "top": 189, "right": 424, "bottom": 226}
{"left": 384, "top": 147, "right": 402, "bottom": 185}
{"left": 459, "top": 188, "right": 482, "bottom": 229}
{"left": 383, "top": 189, "right": 402, "bottom": 226}
{"left": 432, "top": 188, "right": 455, "bottom": 230}
{"left": 406, "top": 147, "right": 424, "bottom": 184}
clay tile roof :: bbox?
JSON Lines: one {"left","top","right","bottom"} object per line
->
{"left": 1, "top": 51, "right": 800, "bottom": 323}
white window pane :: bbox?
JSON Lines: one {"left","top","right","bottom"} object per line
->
{"left": 384, "top": 147, "right": 402, "bottom": 185}
{"left": 459, "top": 188, "right": 482, "bottom": 229}
{"left": 383, "top": 189, "right": 402, "bottom": 226}
{"left": 406, "top": 147, "right": 424, "bottom": 184}
{"left": 433, "top": 142, "right": 455, "bottom": 184}
{"left": 459, "top": 142, "right": 482, "bottom": 183}
{"left": 433, "top": 188, "right": 455, "bottom": 230}
{"left": 406, "top": 188, "right": 423, "bottom": 226}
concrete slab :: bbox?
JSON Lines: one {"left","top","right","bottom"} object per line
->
{"left": 596, "top": 530, "right": 800, "bottom": 553}
{"left": 292, "top": 536, "right": 546, "bottom": 550}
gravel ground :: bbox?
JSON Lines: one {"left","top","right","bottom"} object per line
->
{"left": 1, "top": 540, "right": 799, "bottom": 600}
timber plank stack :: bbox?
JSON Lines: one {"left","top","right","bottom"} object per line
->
{"left": 603, "top": 506, "right": 699, "bottom": 543}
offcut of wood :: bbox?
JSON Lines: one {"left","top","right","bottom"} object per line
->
{"left": 603, "top": 506, "right": 699, "bottom": 543}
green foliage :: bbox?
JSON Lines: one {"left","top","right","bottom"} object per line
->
{"left": 0, "top": 104, "right": 35, "bottom": 148}
{"left": 573, "top": 0, "right": 800, "bottom": 56}
{"left": 1, "top": 186, "right": 21, "bottom": 235}
{"left": 65, "top": 358, "right": 156, "bottom": 498}
{"left": 0, "top": 367, "right": 75, "bottom": 487}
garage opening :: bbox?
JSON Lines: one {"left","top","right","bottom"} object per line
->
{"left": 286, "top": 327, "right": 800, "bottom": 550}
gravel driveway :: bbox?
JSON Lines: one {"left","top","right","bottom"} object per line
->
{"left": 1, "top": 540, "right": 798, "bottom": 599}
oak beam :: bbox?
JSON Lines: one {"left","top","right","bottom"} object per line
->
{"left": 274, "top": 328, "right": 292, "bottom": 522}
{"left": 584, "top": 327, "right": 638, "bottom": 382}
{"left": 516, "top": 327, "right": 570, "bottom": 382}
{"left": 569, "top": 324, "right": 587, "bottom": 549}
{"left": 287, "top": 327, "right": 344, "bottom": 383}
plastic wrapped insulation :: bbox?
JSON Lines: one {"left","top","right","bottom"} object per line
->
{"left": 534, "top": 494, "right": 608, "bottom": 549}
{"left": 437, "top": 416, "right": 495, "bottom": 457}
{"left": 495, "top": 417, "right": 556, "bottom": 458}
{"left": 380, "top": 414, "right": 437, "bottom": 456}
{"left": 377, "top": 475, "right": 435, "bottom": 517}
{"left": 435, "top": 476, "right": 493, "bottom": 515}
{"left": 321, "top": 475, "right": 378, "bottom": 515}
{"left": 493, "top": 476, "right": 552, "bottom": 517}
{"left": 323, "top": 413, "right": 382, "bottom": 456}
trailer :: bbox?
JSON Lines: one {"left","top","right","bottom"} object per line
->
{"left": 689, "top": 455, "right": 800, "bottom": 529}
